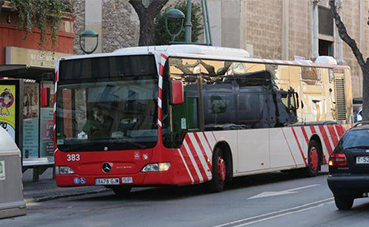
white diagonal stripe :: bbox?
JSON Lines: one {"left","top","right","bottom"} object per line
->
{"left": 197, "top": 132, "right": 213, "bottom": 159}
{"left": 158, "top": 98, "right": 162, "bottom": 108}
{"left": 177, "top": 149, "right": 194, "bottom": 184}
{"left": 158, "top": 76, "right": 163, "bottom": 89}
{"left": 323, "top": 126, "right": 335, "bottom": 150}
{"left": 294, "top": 127, "right": 307, "bottom": 154}
{"left": 204, "top": 131, "right": 217, "bottom": 149}
{"left": 157, "top": 120, "right": 162, "bottom": 127}
{"left": 188, "top": 133, "right": 212, "bottom": 180}
{"left": 313, "top": 126, "right": 329, "bottom": 159}
{"left": 183, "top": 139, "right": 204, "bottom": 182}
{"left": 333, "top": 125, "right": 340, "bottom": 140}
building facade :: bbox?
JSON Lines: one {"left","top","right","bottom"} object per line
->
{"left": 74, "top": 0, "right": 368, "bottom": 98}
{"left": 0, "top": 0, "right": 75, "bottom": 176}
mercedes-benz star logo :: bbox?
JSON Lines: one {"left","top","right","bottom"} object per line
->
{"left": 102, "top": 163, "right": 112, "bottom": 173}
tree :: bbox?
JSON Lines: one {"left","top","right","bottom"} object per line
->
{"left": 154, "top": 1, "right": 202, "bottom": 45}
{"left": 129, "top": 0, "right": 169, "bottom": 46}
{"left": 330, "top": 0, "right": 369, "bottom": 121}
{"left": 10, "top": 0, "right": 73, "bottom": 49}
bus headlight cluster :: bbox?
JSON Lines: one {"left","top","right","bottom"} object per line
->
{"left": 141, "top": 162, "right": 171, "bottom": 172}
{"left": 55, "top": 166, "right": 75, "bottom": 175}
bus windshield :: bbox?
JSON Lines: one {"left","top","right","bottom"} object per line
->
{"left": 56, "top": 57, "right": 158, "bottom": 152}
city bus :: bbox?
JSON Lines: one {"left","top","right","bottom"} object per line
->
{"left": 54, "top": 45, "right": 353, "bottom": 195}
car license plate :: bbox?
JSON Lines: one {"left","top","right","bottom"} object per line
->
{"left": 356, "top": 156, "right": 369, "bottom": 164}
{"left": 95, "top": 178, "right": 119, "bottom": 185}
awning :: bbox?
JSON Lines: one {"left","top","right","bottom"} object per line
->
{"left": 0, "top": 64, "right": 54, "bottom": 81}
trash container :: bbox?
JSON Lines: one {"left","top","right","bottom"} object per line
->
{"left": 0, "top": 127, "right": 26, "bottom": 219}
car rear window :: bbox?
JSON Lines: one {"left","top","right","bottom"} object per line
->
{"left": 341, "top": 129, "right": 369, "bottom": 149}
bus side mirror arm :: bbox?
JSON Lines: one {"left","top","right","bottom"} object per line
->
{"left": 170, "top": 80, "right": 184, "bottom": 105}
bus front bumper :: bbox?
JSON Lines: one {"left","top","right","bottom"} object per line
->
{"left": 56, "top": 170, "right": 183, "bottom": 187}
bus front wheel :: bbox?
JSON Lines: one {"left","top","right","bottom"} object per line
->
{"left": 209, "top": 147, "right": 226, "bottom": 193}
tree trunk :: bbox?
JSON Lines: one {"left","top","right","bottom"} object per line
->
{"left": 137, "top": 11, "right": 155, "bottom": 46}
{"left": 330, "top": 0, "right": 369, "bottom": 121}
{"left": 129, "top": 0, "right": 169, "bottom": 46}
{"left": 362, "top": 66, "right": 369, "bottom": 121}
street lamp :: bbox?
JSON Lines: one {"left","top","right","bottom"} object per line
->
{"left": 165, "top": 0, "right": 212, "bottom": 45}
{"left": 165, "top": 9, "right": 185, "bottom": 43}
{"left": 79, "top": 29, "right": 99, "bottom": 54}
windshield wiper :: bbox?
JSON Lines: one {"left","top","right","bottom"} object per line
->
{"left": 60, "top": 143, "right": 91, "bottom": 152}
{"left": 121, "top": 140, "right": 147, "bottom": 149}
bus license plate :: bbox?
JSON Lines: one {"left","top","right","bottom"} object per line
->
{"left": 356, "top": 156, "right": 369, "bottom": 164}
{"left": 95, "top": 178, "right": 119, "bottom": 185}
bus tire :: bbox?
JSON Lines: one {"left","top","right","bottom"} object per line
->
{"left": 209, "top": 147, "right": 227, "bottom": 193}
{"left": 334, "top": 196, "right": 354, "bottom": 210}
{"left": 111, "top": 186, "right": 132, "bottom": 197}
{"left": 306, "top": 140, "right": 320, "bottom": 177}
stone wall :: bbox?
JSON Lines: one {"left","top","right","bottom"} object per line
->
{"left": 244, "top": 0, "right": 283, "bottom": 59}
{"left": 288, "top": 0, "right": 310, "bottom": 59}
{"left": 102, "top": 0, "right": 139, "bottom": 53}
{"left": 73, "top": 0, "right": 85, "bottom": 55}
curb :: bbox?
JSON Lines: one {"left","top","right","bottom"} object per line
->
{"left": 24, "top": 188, "right": 110, "bottom": 203}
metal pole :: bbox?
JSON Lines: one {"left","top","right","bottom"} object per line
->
{"left": 184, "top": 0, "right": 192, "bottom": 43}
{"left": 201, "top": 0, "right": 212, "bottom": 46}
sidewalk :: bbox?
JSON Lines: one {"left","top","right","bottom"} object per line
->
{"left": 23, "top": 168, "right": 108, "bottom": 202}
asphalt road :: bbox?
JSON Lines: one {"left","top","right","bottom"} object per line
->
{"left": 3, "top": 168, "right": 369, "bottom": 227}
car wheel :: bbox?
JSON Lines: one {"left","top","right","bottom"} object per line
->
{"left": 306, "top": 140, "right": 320, "bottom": 177}
{"left": 209, "top": 147, "right": 226, "bottom": 192}
{"left": 334, "top": 196, "right": 354, "bottom": 210}
{"left": 111, "top": 186, "right": 132, "bottom": 197}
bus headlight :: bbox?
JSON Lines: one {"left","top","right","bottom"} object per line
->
{"left": 55, "top": 166, "right": 75, "bottom": 175}
{"left": 141, "top": 162, "right": 171, "bottom": 172}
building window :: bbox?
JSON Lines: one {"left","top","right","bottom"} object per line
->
{"left": 318, "top": 6, "right": 334, "bottom": 57}
{"left": 318, "top": 6, "right": 334, "bottom": 36}
{"left": 319, "top": 39, "right": 334, "bottom": 56}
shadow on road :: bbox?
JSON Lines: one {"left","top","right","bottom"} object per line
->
{"left": 73, "top": 170, "right": 328, "bottom": 203}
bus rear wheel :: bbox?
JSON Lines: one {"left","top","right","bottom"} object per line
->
{"left": 209, "top": 148, "right": 226, "bottom": 192}
{"left": 306, "top": 140, "right": 320, "bottom": 177}
{"left": 110, "top": 186, "right": 132, "bottom": 197}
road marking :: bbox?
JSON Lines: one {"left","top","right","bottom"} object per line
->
{"left": 212, "top": 197, "right": 333, "bottom": 227}
{"left": 248, "top": 184, "right": 320, "bottom": 199}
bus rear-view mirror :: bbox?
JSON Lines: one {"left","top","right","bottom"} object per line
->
{"left": 41, "top": 87, "right": 50, "bottom": 107}
{"left": 170, "top": 80, "right": 184, "bottom": 105}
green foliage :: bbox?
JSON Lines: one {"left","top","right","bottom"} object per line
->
{"left": 154, "top": 2, "right": 203, "bottom": 45}
{"left": 10, "top": 0, "right": 71, "bottom": 49}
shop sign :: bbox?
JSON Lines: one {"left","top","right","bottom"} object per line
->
{"left": 5, "top": 46, "right": 71, "bottom": 69}
{"left": 0, "top": 161, "right": 5, "bottom": 180}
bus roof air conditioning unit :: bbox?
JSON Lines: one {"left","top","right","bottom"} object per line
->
{"left": 315, "top": 56, "right": 337, "bottom": 65}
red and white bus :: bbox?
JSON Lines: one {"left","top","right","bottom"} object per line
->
{"left": 54, "top": 45, "right": 353, "bottom": 195}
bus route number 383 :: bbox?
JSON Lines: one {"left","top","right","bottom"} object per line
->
{"left": 67, "top": 154, "right": 81, "bottom": 162}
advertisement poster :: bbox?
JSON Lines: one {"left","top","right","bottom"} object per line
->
{"left": 0, "top": 85, "right": 16, "bottom": 141}
{"left": 23, "top": 83, "right": 39, "bottom": 158}
{"left": 40, "top": 108, "right": 54, "bottom": 157}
